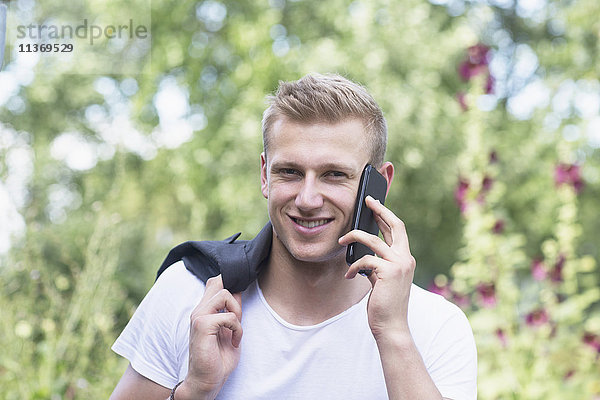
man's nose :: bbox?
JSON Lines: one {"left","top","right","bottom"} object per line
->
{"left": 295, "top": 175, "right": 324, "bottom": 210}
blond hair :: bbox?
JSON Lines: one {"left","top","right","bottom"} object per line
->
{"left": 261, "top": 73, "right": 387, "bottom": 167}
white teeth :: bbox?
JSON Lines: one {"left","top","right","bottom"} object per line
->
{"left": 295, "top": 219, "right": 329, "bottom": 228}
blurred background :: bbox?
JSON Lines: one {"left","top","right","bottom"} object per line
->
{"left": 0, "top": 0, "right": 599, "bottom": 398}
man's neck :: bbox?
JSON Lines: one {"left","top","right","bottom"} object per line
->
{"left": 258, "top": 236, "right": 371, "bottom": 326}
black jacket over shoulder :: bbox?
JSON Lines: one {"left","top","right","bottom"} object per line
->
{"left": 156, "top": 222, "right": 273, "bottom": 293}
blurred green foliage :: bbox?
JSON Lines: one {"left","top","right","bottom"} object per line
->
{"left": 0, "top": 0, "right": 599, "bottom": 398}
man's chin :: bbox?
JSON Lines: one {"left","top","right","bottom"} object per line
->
{"left": 272, "top": 226, "right": 348, "bottom": 264}
{"left": 289, "top": 246, "right": 347, "bottom": 265}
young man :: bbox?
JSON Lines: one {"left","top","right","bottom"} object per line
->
{"left": 110, "top": 74, "right": 477, "bottom": 400}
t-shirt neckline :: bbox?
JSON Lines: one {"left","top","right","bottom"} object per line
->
{"left": 254, "top": 280, "right": 371, "bottom": 331}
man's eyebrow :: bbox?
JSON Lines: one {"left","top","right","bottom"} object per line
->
{"left": 270, "top": 161, "right": 300, "bottom": 171}
{"left": 319, "top": 163, "right": 356, "bottom": 173}
{"left": 270, "top": 161, "right": 357, "bottom": 173}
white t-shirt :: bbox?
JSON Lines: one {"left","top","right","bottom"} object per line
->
{"left": 112, "top": 261, "right": 477, "bottom": 399}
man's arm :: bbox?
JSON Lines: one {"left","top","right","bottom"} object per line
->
{"left": 110, "top": 364, "right": 170, "bottom": 400}
{"left": 111, "top": 275, "right": 243, "bottom": 400}
{"left": 172, "top": 276, "right": 243, "bottom": 400}
{"left": 376, "top": 332, "right": 446, "bottom": 399}
{"left": 340, "top": 196, "right": 461, "bottom": 400}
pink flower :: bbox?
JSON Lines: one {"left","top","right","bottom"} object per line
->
{"left": 458, "top": 44, "right": 492, "bottom": 82}
{"left": 457, "top": 61, "right": 470, "bottom": 81}
{"left": 458, "top": 61, "right": 487, "bottom": 81}
{"left": 550, "top": 254, "right": 565, "bottom": 283}
{"left": 457, "top": 43, "right": 495, "bottom": 102}
{"left": 555, "top": 163, "right": 584, "bottom": 193}
{"left": 583, "top": 332, "right": 600, "bottom": 354}
{"left": 457, "top": 92, "right": 468, "bottom": 111}
{"left": 454, "top": 178, "right": 470, "bottom": 213}
{"left": 452, "top": 293, "right": 471, "bottom": 309}
{"left": 481, "top": 175, "right": 494, "bottom": 193}
{"left": 554, "top": 164, "right": 573, "bottom": 184}
{"left": 492, "top": 219, "right": 505, "bottom": 234}
{"left": 496, "top": 328, "right": 508, "bottom": 347}
{"left": 428, "top": 281, "right": 451, "bottom": 298}
{"left": 477, "top": 282, "right": 496, "bottom": 308}
{"left": 485, "top": 74, "right": 495, "bottom": 94}
{"left": 531, "top": 258, "right": 547, "bottom": 281}
{"left": 477, "top": 175, "right": 494, "bottom": 205}
{"left": 467, "top": 44, "right": 491, "bottom": 65}
{"left": 456, "top": 44, "right": 495, "bottom": 111}
{"left": 526, "top": 308, "right": 549, "bottom": 327}
{"left": 429, "top": 278, "right": 471, "bottom": 309}
{"left": 564, "top": 370, "right": 575, "bottom": 381}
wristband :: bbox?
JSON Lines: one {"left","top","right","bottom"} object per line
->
{"left": 170, "top": 381, "right": 183, "bottom": 400}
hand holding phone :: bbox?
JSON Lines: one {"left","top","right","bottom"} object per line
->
{"left": 345, "top": 164, "right": 388, "bottom": 273}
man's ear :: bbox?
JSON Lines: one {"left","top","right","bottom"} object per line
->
{"left": 378, "top": 162, "right": 394, "bottom": 197}
{"left": 260, "top": 152, "right": 268, "bottom": 199}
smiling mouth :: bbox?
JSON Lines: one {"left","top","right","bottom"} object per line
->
{"left": 291, "top": 218, "right": 332, "bottom": 228}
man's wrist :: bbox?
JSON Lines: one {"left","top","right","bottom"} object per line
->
{"left": 373, "top": 327, "right": 414, "bottom": 351}
{"left": 169, "top": 381, "right": 183, "bottom": 400}
{"left": 171, "top": 380, "right": 216, "bottom": 400}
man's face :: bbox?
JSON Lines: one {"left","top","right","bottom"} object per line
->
{"left": 261, "top": 118, "right": 371, "bottom": 264}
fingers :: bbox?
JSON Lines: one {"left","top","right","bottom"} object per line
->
{"left": 203, "top": 275, "right": 225, "bottom": 300}
{"left": 374, "top": 213, "right": 393, "bottom": 245}
{"left": 195, "top": 276, "right": 243, "bottom": 319}
{"left": 345, "top": 254, "right": 386, "bottom": 280}
{"left": 338, "top": 228, "right": 394, "bottom": 260}
{"left": 364, "top": 195, "right": 398, "bottom": 229}
{"left": 190, "top": 275, "right": 243, "bottom": 347}
{"left": 339, "top": 198, "right": 416, "bottom": 286}
{"left": 365, "top": 196, "right": 411, "bottom": 252}
{"left": 346, "top": 252, "right": 416, "bottom": 283}
{"left": 191, "top": 312, "right": 243, "bottom": 348}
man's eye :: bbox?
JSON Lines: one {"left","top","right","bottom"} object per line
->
{"left": 326, "top": 171, "right": 346, "bottom": 178}
{"left": 280, "top": 168, "right": 299, "bottom": 176}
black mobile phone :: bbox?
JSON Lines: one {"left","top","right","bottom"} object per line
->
{"left": 345, "top": 164, "right": 387, "bottom": 272}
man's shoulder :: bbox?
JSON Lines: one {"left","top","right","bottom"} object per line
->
{"left": 408, "top": 284, "right": 477, "bottom": 400}
{"left": 151, "top": 260, "right": 206, "bottom": 303}
{"left": 407, "top": 283, "right": 475, "bottom": 362}
{"left": 157, "top": 259, "right": 202, "bottom": 283}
